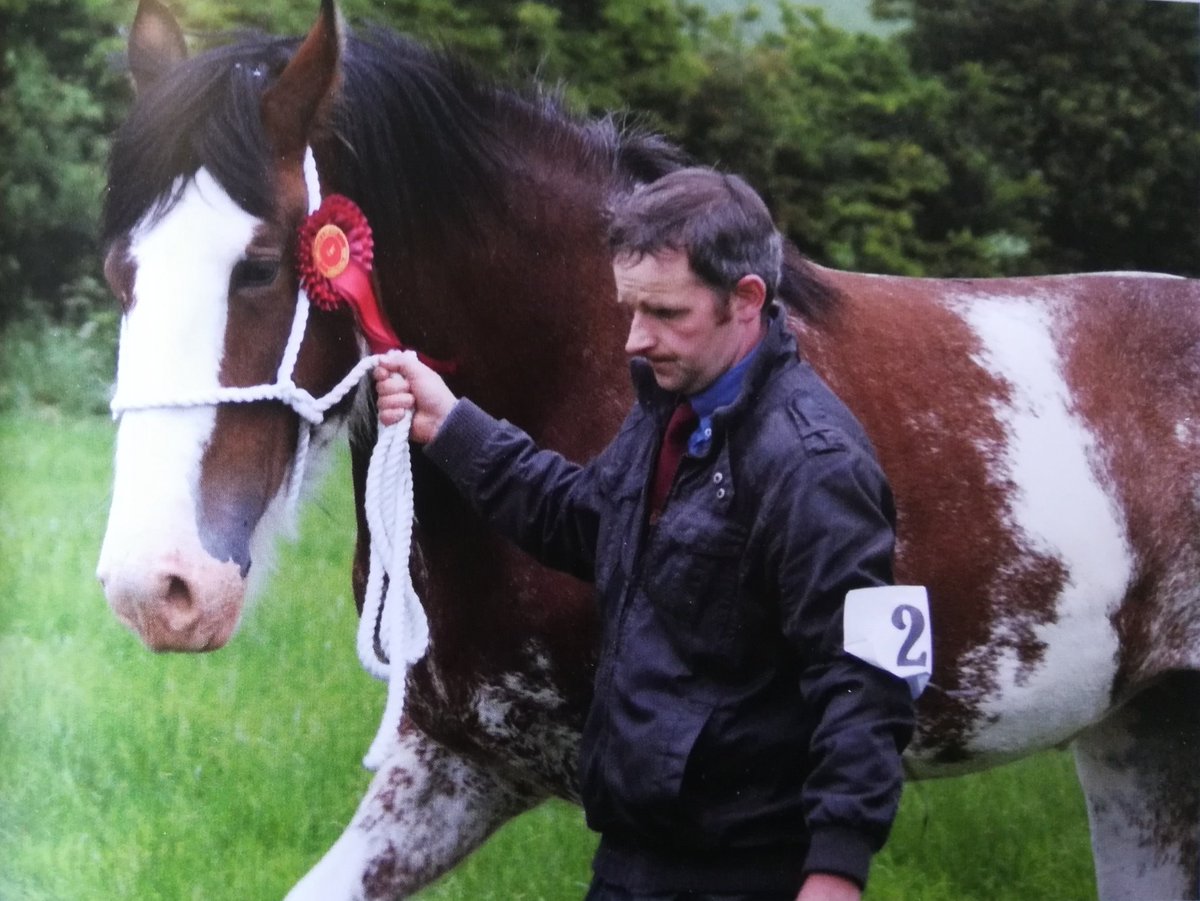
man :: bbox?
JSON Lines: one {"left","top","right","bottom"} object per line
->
{"left": 374, "top": 168, "right": 914, "bottom": 901}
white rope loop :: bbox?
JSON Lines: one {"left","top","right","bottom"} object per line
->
{"left": 358, "top": 396, "right": 430, "bottom": 768}
{"left": 109, "top": 147, "right": 428, "bottom": 772}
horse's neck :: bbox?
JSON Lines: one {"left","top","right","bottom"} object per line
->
{"left": 371, "top": 163, "right": 630, "bottom": 454}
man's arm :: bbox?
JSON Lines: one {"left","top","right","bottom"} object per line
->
{"left": 373, "top": 352, "right": 602, "bottom": 580}
{"left": 769, "top": 439, "right": 916, "bottom": 893}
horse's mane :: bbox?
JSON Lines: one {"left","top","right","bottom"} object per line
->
{"left": 101, "top": 25, "right": 837, "bottom": 321}
{"left": 322, "top": 30, "right": 698, "bottom": 253}
{"left": 102, "top": 35, "right": 294, "bottom": 246}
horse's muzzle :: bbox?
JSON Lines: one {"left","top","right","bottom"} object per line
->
{"left": 97, "top": 555, "right": 244, "bottom": 653}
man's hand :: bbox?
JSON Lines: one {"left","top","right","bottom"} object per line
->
{"left": 372, "top": 350, "right": 458, "bottom": 443}
{"left": 796, "top": 873, "right": 862, "bottom": 901}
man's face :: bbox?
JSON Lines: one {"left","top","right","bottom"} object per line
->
{"left": 614, "top": 249, "right": 764, "bottom": 396}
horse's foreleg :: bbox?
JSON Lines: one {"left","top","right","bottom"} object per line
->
{"left": 285, "top": 724, "right": 544, "bottom": 901}
{"left": 1073, "top": 672, "right": 1200, "bottom": 901}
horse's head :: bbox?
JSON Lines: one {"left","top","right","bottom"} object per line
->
{"left": 97, "top": 0, "right": 358, "bottom": 651}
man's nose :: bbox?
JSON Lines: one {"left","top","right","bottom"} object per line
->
{"left": 625, "top": 312, "right": 653, "bottom": 356}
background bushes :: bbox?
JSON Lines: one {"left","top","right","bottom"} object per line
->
{"left": 2, "top": 0, "right": 1197, "bottom": 413}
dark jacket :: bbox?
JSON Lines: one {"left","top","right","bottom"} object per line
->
{"left": 425, "top": 305, "right": 914, "bottom": 892}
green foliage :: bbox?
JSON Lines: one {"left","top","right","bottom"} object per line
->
{"left": 646, "top": 5, "right": 1041, "bottom": 275}
{"left": 4, "top": 0, "right": 1199, "bottom": 413}
{"left": 505, "top": 0, "right": 709, "bottom": 115}
{"left": 878, "top": 0, "right": 1200, "bottom": 275}
{"left": 0, "top": 0, "right": 127, "bottom": 326}
{"left": 0, "top": 301, "right": 116, "bottom": 416}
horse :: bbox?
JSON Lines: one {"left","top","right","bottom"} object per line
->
{"left": 96, "top": 1, "right": 1200, "bottom": 899}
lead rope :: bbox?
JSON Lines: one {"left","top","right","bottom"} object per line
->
{"left": 358, "top": 401, "right": 429, "bottom": 768}
{"left": 110, "top": 148, "right": 428, "bottom": 771}
{"left": 297, "top": 149, "right": 428, "bottom": 770}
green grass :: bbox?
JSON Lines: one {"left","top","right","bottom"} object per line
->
{"left": 0, "top": 412, "right": 1094, "bottom": 900}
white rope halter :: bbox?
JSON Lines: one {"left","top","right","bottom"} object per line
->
{"left": 110, "top": 148, "right": 428, "bottom": 770}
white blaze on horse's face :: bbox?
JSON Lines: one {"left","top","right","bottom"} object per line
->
{"left": 97, "top": 169, "right": 269, "bottom": 652}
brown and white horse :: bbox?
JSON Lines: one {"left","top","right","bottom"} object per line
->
{"left": 97, "top": 2, "right": 1200, "bottom": 898}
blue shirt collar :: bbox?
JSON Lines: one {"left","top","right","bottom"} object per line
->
{"left": 688, "top": 339, "right": 762, "bottom": 419}
{"left": 684, "top": 338, "right": 763, "bottom": 454}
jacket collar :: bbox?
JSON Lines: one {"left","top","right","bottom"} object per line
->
{"left": 630, "top": 302, "right": 798, "bottom": 428}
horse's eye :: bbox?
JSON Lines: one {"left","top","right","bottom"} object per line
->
{"left": 230, "top": 258, "right": 280, "bottom": 291}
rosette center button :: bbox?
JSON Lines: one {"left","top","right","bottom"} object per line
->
{"left": 314, "top": 224, "right": 351, "bottom": 278}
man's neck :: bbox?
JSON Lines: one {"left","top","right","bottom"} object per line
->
{"left": 688, "top": 331, "right": 765, "bottom": 418}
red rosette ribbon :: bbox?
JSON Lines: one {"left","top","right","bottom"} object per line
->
{"left": 298, "top": 194, "right": 402, "bottom": 355}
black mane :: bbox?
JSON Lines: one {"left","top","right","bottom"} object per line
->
{"left": 100, "top": 27, "right": 679, "bottom": 249}
{"left": 102, "top": 35, "right": 294, "bottom": 246}
{"left": 102, "top": 25, "right": 837, "bottom": 320}
{"left": 319, "top": 30, "right": 684, "bottom": 252}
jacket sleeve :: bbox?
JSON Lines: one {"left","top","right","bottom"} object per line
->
{"left": 768, "top": 435, "right": 916, "bottom": 888}
{"left": 422, "top": 398, "right": 601, "bottom": 582}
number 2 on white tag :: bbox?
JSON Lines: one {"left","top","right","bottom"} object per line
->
{"left": 892, "top": 603, "right": 928, "bottom": 669}
{"left": 843, "top": 585, "right": 933, "bottom": 698}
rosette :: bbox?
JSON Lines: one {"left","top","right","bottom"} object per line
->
{"left": 298, "top": 195, "right": 401, "bottom": 354}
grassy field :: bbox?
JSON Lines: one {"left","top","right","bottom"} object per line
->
{"left": 1, "top": 412, "right": 1096, "bottom": 900}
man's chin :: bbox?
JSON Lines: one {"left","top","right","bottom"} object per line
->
{"left": 649, "top": 362, "right": 681, "bottom": 392}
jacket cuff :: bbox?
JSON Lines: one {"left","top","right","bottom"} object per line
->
{"left": 802, "top": 826, "right": 876, "bottom": 889}
{"left": 423, "top": 398, "right": 501, "bottom": 482}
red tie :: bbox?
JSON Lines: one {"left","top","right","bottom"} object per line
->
{"left": 649, "top": 401, "right": 697, "bottom": 523}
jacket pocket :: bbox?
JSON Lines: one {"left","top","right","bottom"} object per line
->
{"left": 583, "top": 691, "right": 714, "bottom": 836}
{"left": 645, "top": 513, "right": 747, "bottom": 647}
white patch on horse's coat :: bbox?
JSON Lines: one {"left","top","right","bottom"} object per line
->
{"left": 120, "top": 170, "right": 260, "bottom": 400}
{"left": 1177, "top": 419, "right": 1196, "bottom": 446}
{"left": 1074, "top": 721, "right": 1188, "bottom": 901}
{"left": 98, "top": 171, "right": 273, "bottom": 637}
{"left": 471, "top": 647, "right": 580, "bottom": 795}
{"left": 97, "top": 406, "right": 243, "bottom": 617}
{"left": 954, "top": 291, "right": 1132, "bottom": 756}
{"left": 287, "top": 731, "right": 540, "bottom": 901}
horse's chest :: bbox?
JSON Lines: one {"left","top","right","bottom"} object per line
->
{"left": 410, "top": 644, "right": 586, "bottom": 799}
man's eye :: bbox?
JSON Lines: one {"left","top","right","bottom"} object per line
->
{"left": 230, "top": 258, "right": 280, "bottom": 291}
{"left": 650, "top": 307, "right": 681, "bottom": 320}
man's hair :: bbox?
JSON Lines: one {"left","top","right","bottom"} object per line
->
{"left": 607, "top": 167, "right": 784, "bottom": 304}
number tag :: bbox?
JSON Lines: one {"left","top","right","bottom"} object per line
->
{"left": 843, "top": 585, "right": 932, "bottom": 699}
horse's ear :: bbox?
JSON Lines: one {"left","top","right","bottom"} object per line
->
{"left": 129, "top": 0, "right": 188, "bottom": 94}
{"left": 261, "top": 0, "right": 343, "bottom": 164}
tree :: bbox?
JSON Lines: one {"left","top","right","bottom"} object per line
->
{"left": 660, "top": 5, "right": 1049, "bottom": 276}
{"left": 0, "top": 0, "right": 129, "bottom": 325}
{"left": 874, "top": 0, "right": 1200, "bottom": 275}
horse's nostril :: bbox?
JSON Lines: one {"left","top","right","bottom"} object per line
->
{"left": 165, "top": 575, "right": 191, "bottom": 606}
{"left": 160, "top": 573, "right": 200, "bottom": 633}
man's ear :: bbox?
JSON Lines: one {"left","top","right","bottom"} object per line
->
{"left": 732, "top": 274, "right": 767, "bottom": 321}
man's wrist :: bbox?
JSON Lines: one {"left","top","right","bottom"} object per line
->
{"left": 802, "top": 825, "right": 874, "bottom": 890}
{"left": 423, "top": 398, "right": 495, "bottom": 476}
